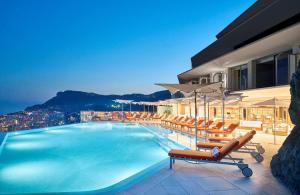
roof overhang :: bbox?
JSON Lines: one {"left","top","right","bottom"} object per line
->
{"left": 178, "top": 22, "right": 300, "bottom": 83}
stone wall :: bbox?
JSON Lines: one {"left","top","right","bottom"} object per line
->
{"left": 271, "top": 65, "right": 300, "bottom": 194}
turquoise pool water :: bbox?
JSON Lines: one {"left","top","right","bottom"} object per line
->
{"left": 0, "top": 122, "right": 181, "bottom": 194}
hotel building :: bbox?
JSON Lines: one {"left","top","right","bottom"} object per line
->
{"left": 166, "top": 0, "right": 300, "bottom": 136}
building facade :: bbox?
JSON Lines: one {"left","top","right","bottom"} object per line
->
{"left": 171, "top": 0, "right": 300, "bottom": 135}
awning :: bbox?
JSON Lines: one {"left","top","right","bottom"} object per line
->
{"left": 113, "top": 99, "right": 133, "bottom": 104}
{"left": 156, "top": 82, "right": 223, "bottom": 97}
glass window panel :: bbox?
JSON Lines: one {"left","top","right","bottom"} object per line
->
{"left": 276, "top": 55, "right": 288, "bottom": 85}
{"left": 240, "top": 68, "right": 248, "bottom": 90}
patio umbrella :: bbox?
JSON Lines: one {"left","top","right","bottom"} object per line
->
{"left": 253, "top": 97, "right": 288, "bottom": 144}
{"left": 156, "top": 82, "right": 223, "bottom": 147}
{"left": 113, "top": 99, "right": 133, "bottom": 120}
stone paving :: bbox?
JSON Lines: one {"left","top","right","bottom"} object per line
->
{"left": 119, "top": 131, "right": 291, "bottom": 195}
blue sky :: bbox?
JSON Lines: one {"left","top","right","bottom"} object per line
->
{"left": 0, "top": 0, "right": 255, "bottom": 112}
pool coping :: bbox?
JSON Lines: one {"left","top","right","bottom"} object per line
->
{"left": 0, "top": 122, "right": 184, "bottom": 195}
{"left": 0, "top": 132, "right": 8, "bottom": 156}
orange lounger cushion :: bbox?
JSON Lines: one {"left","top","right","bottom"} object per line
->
{"left": 169, "top": 149, "right": 216, "bottom": 161}
{"left": 197, "top": 142, "right": 224, "bottom": 149}
{"left": 208, "top": 137, "right": 233, "bottom": 142}
{"left": 206, "top": 124, "right": 238, "bottom": 134}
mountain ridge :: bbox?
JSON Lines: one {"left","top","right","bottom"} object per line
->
{"left": 25, "top": 90, "right": 171, "bottom": 113}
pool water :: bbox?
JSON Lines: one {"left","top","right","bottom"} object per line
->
{"left": 0, "top": 122, "right": 181, "bottom": 194}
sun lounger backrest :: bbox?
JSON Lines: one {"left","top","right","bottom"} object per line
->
{"left": 225, "top": 124, "right": 239, "bottom": 133}
{"left": 218, "top": 139, "right": 239, "bottom": 160}
{"left": 189, "top": 118, "right": 195, "bottom": 124}
{"left": 172, "top": 116, "right": 179, "bottom": 120}
{"left": 207, "top": 120, "right": 214, "bottom": 126}
{"left": 197, "top": 119, "right": 204, "bottom": 125}
{"left": 215, "top": 122, "right": 223, "bottom": 129}
{"left": 235, "top": 133, "right": 254, "bottom": 150}
{"left": 249, "top": 130, "right": 256, "bottom": 135}
{"left": 176, "top": 116, "right": 184, "bottom": 122}
{"left": 181, "top": 117, "right": 189, "bottom": 123}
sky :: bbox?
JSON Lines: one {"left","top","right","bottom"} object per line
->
{"left": 0, "top": 0, "right": 256, "bottom": 113}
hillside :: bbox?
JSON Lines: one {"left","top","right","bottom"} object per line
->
{"left": 25, "top": 90, "right": 171, "bottom": 113}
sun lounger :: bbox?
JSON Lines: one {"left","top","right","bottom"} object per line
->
{"left": 169, "top": 139, "right": 253, "bottom": 177}
{"left": 206, "top": 124, "right": 239, "bottom": 135}
{"left": 125, "top": 113, "right": 136, "bottom": 121}
{"left": 162, "top": 116, "right": 178, "bottom": 126}
{"left": 171, "top": 117, "right": 190, "bottom": 128}
{"left": 208, "top": 135, "right": 266, "bottom": 156}
{"left": 179, "top": 118, "right": 195, "bottom": 130}
{"left": 198, "top": 121, "right": 223, "bottom": 131}
{"left": 168, "top": 116, "right": 184, "bottom": 127}
{"left": 182, "top": 119, "right": 204, "bottom": 129}
{"left": 196, "top": 130, "right": 264, "bottom": 162}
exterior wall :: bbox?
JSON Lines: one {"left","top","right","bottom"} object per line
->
{"left": 191, "top": 0, "right": 300, "bottom": 69}
{"left": 247, "top": 60, "right": 256, "bottom": 89}
{"left": 227, "top": 48, "right": 299, "bottom": 92}
{"left": 157, "top": 106, "right": 172, "bottom": 115}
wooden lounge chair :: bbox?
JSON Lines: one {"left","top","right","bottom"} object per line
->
{"left": 163, "top": 116, "right": 178, "bottom": 126}
{"left": 179, "top": 118, "right": 195, "bottom": 130}
{"left": 182, "top": 119, "right": 204, "bottom": 129}
{"left": 196, "top": 120, "right": 214, "bottom": 131}
{"left": 206, "top": 124, "right": 239, "bottom": 135}
{"left": 172, "top": 117, "right": 190, "bottom": 128}
{"left": 111, "top": 112, "right": 119, "bottom": 120}
{"left": 207, "top": 134, "right": 266, "bottom": 156}
{"left": 183, "top": 119, "right": 205, "bottom": 135}
{"left": 159, "top": 114, "right": 170, "bottom": 123}
{"left": 168, "top": 116, "right": 184, "bottom": 127}
{"left": 198, "top": 121, "right": 223, "bottom": 131}
{"left": 144, "top": 113, "right": 154, "bottom": 120}
{"left": 125, "top": 113, "right": 136, "bottom": 121}
{"left": 152, "top": 113, "right": 163, "bottom": 120}
{"left": 169, "top": 139, "right": 253, "bottom": 177}
{"left": 197, "top": 130, "right": 264, "bottom": 162}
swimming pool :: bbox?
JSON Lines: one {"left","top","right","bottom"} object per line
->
{"left": 0, "top": 122, "right": 183, "bottom": 194}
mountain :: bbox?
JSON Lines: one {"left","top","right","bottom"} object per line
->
{"left": 25, "top": 90, "right": 171, "bottom": 113}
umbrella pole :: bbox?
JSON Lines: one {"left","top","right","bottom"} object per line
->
{"left": 189, "top": 100, "right": 192, "bottom": 118}
{"left": 273, "top": 105, "right": 276, "bottom": 144}
{"left": 207, "top": 100, "right": 210, "bottom": 125}
{"left": 238, "top": 103, "right": 241, "bottom": 136}
{"left": 204, "top": 95, "right": 207, "bottom": 141}
{"left": 144, "top": 105, "right": 145, "bottom": 113}
{"left": 222, "top": 96, "right": 225, "bottom": 131}
{"left": 130, "top": 103, "right": 131, "bottom": 113}
{"left": 122, "top": 103, "right": 124, "bottom": 121}
{"left": 194, "top": 91, "right": 198, "bottom": 149}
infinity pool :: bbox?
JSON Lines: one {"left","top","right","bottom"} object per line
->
{"left": 0, "top": 122, "right": 181, "bottom": 194}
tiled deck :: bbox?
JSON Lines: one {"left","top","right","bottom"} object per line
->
{"left": 119, "top": 129, "right": 291, "bottom": 195}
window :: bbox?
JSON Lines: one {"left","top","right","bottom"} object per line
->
{"left": 231, "top": 65, "right": 247, "bottom": 90}
{"left": 199, "top": 74, "right": 210, "bottom": 84}
{"left": 191, "top": 78, "right": 199, "bottom": 84}
{"left": 256, "top": 56, "right": 275, "bottom": 88}
{"left": 213, "top": 73, "right": 223, "bottom": 82}
{"left": 240, "top": 65, "right": 248, "bottom": 90}
{"left": 243, "top": 108, "right": 247, "bottom": 120}
{"left": 276, "top": 53, "right": 289, "bottom": 85}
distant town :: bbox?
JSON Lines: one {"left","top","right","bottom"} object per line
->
{"left": 0, "top": 110, "right": 80, "bottom": 132}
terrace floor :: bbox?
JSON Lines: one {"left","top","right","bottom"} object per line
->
{"left": 119, "top": 128, "right": 291, "bottom": 195}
